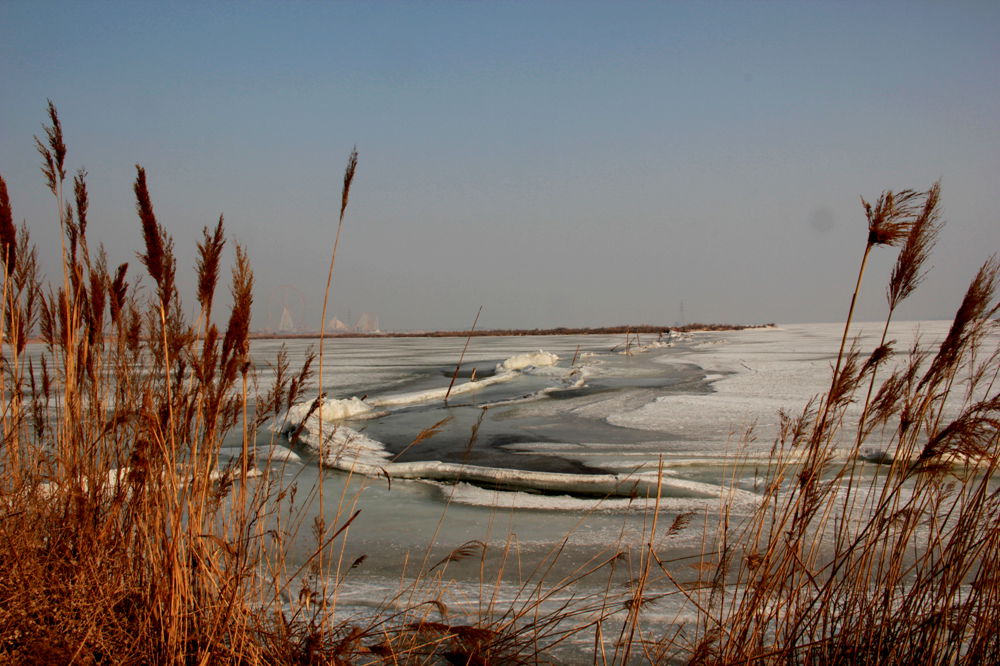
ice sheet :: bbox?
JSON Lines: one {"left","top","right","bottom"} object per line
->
{"left": 608, "top": 321, "right": 956, "bottom": 456}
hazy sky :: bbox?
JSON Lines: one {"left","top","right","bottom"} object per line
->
{"left": 2, "top": 2, "right": 998, "bottom": 331}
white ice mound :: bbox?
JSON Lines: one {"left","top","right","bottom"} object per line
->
{"left": 271, "top": 397, "right": 388, "bottom": 467}
{"left": 497, "top": 350, "right": 559, "bottom": 372}
{"left": 280, "top": 396, "right": 374, "bottom": 428}
{"left": 318, "top": 426, "right": 391, "bottom": 467}
{"left": 292, "top": 416, "right": 391, "bottom": 467}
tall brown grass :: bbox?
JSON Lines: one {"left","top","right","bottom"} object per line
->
{"left": 677, "top": 188, "right": 1000, "bottom": 664}
{"left": 0, "top": 103, "right": 327, "bottom": 662}
{"left": 2, "top": 104, "right": 997, "bottom": 664}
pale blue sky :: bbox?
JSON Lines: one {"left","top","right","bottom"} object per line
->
{"left": 2, "top": 1, "right": 998, "bottom": 330}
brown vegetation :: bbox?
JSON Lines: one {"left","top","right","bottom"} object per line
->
{"left": 0, "top": 104, "right": 997, "bottom": 664}
{"left": 679, "top": 187, "right": 1000, "bottom": 664}
{"left": 0, "top": 103, "right": 288, "bottom": 662}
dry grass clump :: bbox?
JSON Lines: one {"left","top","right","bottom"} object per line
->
{"left": 0, "top": 103, "right": 324, "bottom": 662}
{"left": 678, "top": 185, "right": 1000, "bottom": 664}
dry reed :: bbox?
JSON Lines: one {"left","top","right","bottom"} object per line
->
{"left": 2, "top": 104, "right": 997, "bottom": 664}
{"left": 678, "top": 186, "right": 1000, "bottom": 665}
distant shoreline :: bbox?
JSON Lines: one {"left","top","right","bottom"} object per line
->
{"left": 249, "top": 323, "right": 774, "bottom": 341}
{"left": 21, "top": 323, "right": 775, "bottom": 346}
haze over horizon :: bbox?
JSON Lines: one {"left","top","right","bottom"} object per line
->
{"left": 2, "top": 2, "right": 998, "bottom": 331}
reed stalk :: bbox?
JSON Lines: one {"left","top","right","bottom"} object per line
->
{"left": 445, "top": 305, "right": 483, "bottom": 403}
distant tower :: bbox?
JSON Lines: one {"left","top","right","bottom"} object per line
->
{"left": 273, "top": 284, "right": 306, "bottom": 333}
{"left": 679, "top": 300, "right": 686, "bottom": 327}
{"left": 278, "top": 307, "right": 295, "bottom": 332}
{"left": 355, "top": 312, "right": 380, "bottom": 333}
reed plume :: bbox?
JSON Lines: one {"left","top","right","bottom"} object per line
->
{"left": 133, "top": 166, "right": 175, "bottom": 309}
{"left": 221, "top": 244, "right": 254, "bottom": 383}
{"left": 919, "top": 256, "right": 999, "bottom": 392}
{"left": 34, "top": 100, "right": 66, "bottom": 197}
{"left": 72, "top": 169, "right": 90, "bottom": 266}
{"left": 108, "top": 262, "right": 129, "bottom": 324}
{"left": 196, "top": 215, "right": 226, "bottom": 322}
{"left": 0, "top": 176, "right": 16, "bottom": 269}
{"left": 888, "top": 181, "right": 941, "bottom": 309}
{"left": 341, "top": 147, "right": 358, "bottom": 222}
{"left": 864, "top": 188, "right": 920, "bottom": 247}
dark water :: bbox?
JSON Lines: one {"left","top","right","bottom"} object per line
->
{"left": 334, "top": 353, "right": 712, "bottom": 475}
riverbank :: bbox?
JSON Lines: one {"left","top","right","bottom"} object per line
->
{"left": 250, "top": 322, "right": 774, "bottom": 340}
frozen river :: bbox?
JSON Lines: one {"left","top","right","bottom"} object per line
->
{"left": 235, "top": 321, "right": 964, "bottom": 651}
{"left": 248, "top": 321, "right": 956, "bottom": 499}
